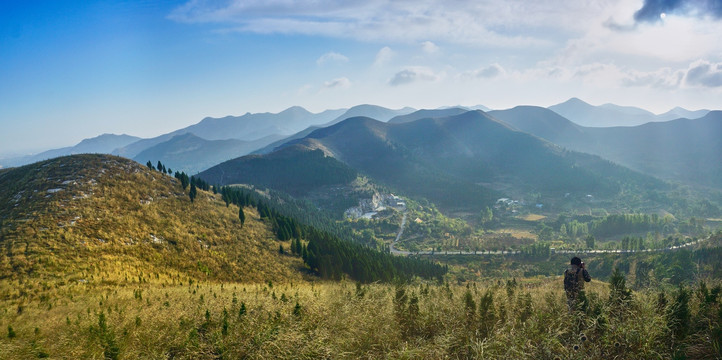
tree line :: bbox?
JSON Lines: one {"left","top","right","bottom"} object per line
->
{"left": 217, "top": 185, "right": 447, "bottom": 283}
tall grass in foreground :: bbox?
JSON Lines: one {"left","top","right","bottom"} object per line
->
{"left": 0, "top": 277, "right": 720, "bottom": 359}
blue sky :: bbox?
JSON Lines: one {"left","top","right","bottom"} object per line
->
{"left": 1, "top": 0, "right": 721, "bottom": 156}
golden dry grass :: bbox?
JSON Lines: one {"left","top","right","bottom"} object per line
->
{"left": 518, "top": 214, "right": 546, "bottom": 222}
{"left": 1, "top": 277, "right": 716, "bottom": 359}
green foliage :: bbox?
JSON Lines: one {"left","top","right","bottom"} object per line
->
{"left": 95, "top": 312, "right": 119, "bottom": 360}
{"left": 590, "top": 213, "right": 663, "bottom": 238}
{"left": 217, "top": 186, "right": 446, "bottom": 283}
{"left": 174, "top": 171, "right": 190, "bottom": 190}
{"left": 480, "top": 206, "right": 493, "bottom": 226}
{"left": 200, "top": 149, "right": 358, "bottom": 196}
{"left": 667, "top": 285, "right": 691, "bottom": 342}
{"left": 478, "top": 289, "right": 496, "bottom": 338}
{"left": 608, "top": 268, "right": 632, "bottom": 306}
{"left": 7, "top": 325, "right": 16, "bottom": 339}
{"left": 189, "top": 183, "right": 197, "bottom": 203}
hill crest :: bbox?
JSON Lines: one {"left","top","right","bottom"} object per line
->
{"left": 0, "top": 154, "right": 306, "bottom": 286}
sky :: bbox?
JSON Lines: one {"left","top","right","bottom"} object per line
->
{"left": 1, "top": 0, "right": 721, "bottom": 156}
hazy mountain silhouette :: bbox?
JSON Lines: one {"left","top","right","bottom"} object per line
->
{"left": 581, "top": 111, "right": 722, "bottom": 188}
{"left": 0, "top": 133, "right": 141, "bottom": 168}
{"left": 324, "top": 104, "right": 415, "bottom": 126}
{"left": 113, "top": 107, "right": 346, "bottom": 158}
{"left": 387, "top": 108, "right": 468, "bottom": 124}
{"left": 490, "top": 106, "right": 722, "bottom": 189}
{"left": 488, "top": 106, "right": 587, "bottom": 142}
{"left": 133, "top": 133, "right": 284, "bottom": 174}
{"left": 252, "top": 104, "right": 417, "bottom": 155}
{"left": 548, "top": 97, "right": 708, "bottom": 127}
{"left": 656, "top": 107, "right": 710, "bottom": 121}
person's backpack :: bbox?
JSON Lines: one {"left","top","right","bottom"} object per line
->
{"left": 564, "top": 267, "right": 581, "bottom": 293}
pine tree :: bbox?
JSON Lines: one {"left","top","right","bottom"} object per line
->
{"left": 189, "top": 183, "right": 197, "bottom": 203}
{"left": 609, "top": 267, "right": 632, "bottom": 307}
{"left": 279, "top": 244, "right": 284, "bottom": 254}
{"left": 146, "top": 161, "right": 154, "bottom": 170}
{"left": 667, "top": 285, "right": 691, "bottom": 341}
{"left": 239, "top": 207, "right": 245, "bottom": 227}
{"left": 157, "top": 161, "right": 163, "bottom": 172}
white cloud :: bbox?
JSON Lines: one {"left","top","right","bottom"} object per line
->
{"left": 323, "top": 77, "right": 351, "bottom": 89}
{"left": 421, "top": 41, "right": 439, "bottom": 54}
{"left": 622, "top": 68, "right": 685, "bottom": 88}
{"left": 316, "top": 51, "right": 348, "bottom": 66}
{"left": 462, "top": 64, "right": 505, "bottom": 79}
{"left": 389, "top": 67, "right": 440, "bottom": 86}
{"left": 685, "top": 60, "right": 722, "bottom": 87}
{"left": 169, "top": 0, "right": 587, "bottom": 48}
{"left": 374, "top": 46, "right": 394, "bottom": 66}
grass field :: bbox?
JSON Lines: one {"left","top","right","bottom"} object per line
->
{"left": 2, "top": 277, "right": 720, "bottom": 359}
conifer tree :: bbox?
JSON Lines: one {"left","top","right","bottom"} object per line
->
{"left": 146, "top": 161, "right": 154, "bottom": 170}
{"left": 239, "top": 207, "right": 245, "bottom": 227}
{"left": 189, "top": 183, "right": 197, "bottom": 203}
{"left": 157, "top": 161, "right": 163, "bottom": 172}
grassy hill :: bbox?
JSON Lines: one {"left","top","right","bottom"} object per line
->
{"left": 0, "top": 154, "right": 307, "bottom": 293}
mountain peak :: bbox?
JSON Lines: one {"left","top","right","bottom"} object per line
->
{"left": 279, "top": 106, "right": 312, "bottom": 117}
{"left": 562, "top": 97, "right": 591, "bottom": 106}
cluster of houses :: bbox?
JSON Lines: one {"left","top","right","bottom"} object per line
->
{"left": 494, "top": 197, "right": 547, "bottom": 214}
{"left": 345, "top": 193, "right": 406, "bottom": 219}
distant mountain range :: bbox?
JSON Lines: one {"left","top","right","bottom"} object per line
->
{"left": 548, "top": 97, "right": 709, "bottom": 127}
{"left": 200, "top": 111, "right": 666, "bottom": 212}
{"left": 2, "top": 100, "right": 719, "bottom": 197}
{"left": 132, "top": 133, "right": 285, "bottom": 174}
{"left": 1, "top": 105, "right": 416, "bottom": 172}
{"left": 490, "top": 106, "right": 722, "bottom": 188}
{"left": 0, "top": 133, "right": 141, "bottom": 168}
{"left": 253, "top": 104, "right": 416, "bottom": 155}
{"left": 112, "top": 106, "right": 350, "bottom": 159}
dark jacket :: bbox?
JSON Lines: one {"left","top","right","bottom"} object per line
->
{"left": 564, "top": 264, "right": 591, "bottom": 295}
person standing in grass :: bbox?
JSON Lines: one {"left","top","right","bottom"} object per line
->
{"left": 564, "top": 256, "right": 591, "bottom": 309}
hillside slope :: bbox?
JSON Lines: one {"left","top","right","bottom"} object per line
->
{"left": 201, "top": 111, "right": 666, "bottom": 212}
{"left": 491, "top": 107, "right": 722, "bottom": 189}
{"left": 0, "top": 154, "right": 305, "bottom": 289}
